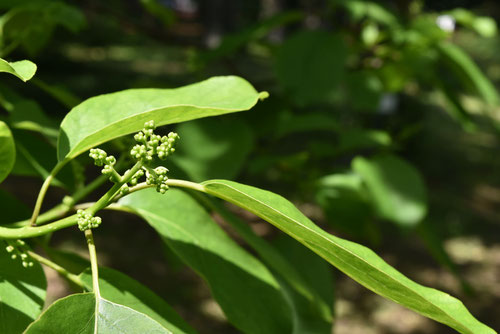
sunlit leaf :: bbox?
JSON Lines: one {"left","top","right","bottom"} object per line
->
{"left": 58, "top": 76, "right": 268, "bottom": 161}
{"left": 0, "top": 58, "right": 36, "bottom": 82}
{"left": 25, "top": 293, "right": 173, "bottom": 333}
{"left": 80, "top": 267, "right": 196, "bottom": 334}
{"left": 202, "top": 179, "right": 495, "bottom": 334}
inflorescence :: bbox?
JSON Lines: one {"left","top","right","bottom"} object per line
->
{"left": 77, "top": 209, "right": 102, "bottom": 231}
{"left": 88, "top": 120, "right": 180, "bottom": 206}
{"left": 131, "top": 120, "right": 180, "bottom": 162}
{"left": 5, "top": 239, "right": 33, "bottom": 268}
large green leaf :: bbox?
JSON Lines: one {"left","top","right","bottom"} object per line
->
{"left": 199, "top": 196, "right": 332, "bottom": 331}
{"left": 0, "top": 243, "right": 46, "bottom": 334}
{"left": 0, "top": 58, "right": 36, "bottom": 82}
{"left": 201, "top": 179, "right": 496, "bottom": 334}
{"left": 118, "top": 188, "right": 292, "bottom": 334}
{"left": 0, "top": 120, "right": 15, "bottom": 183}
{"left": 80, "top": 267, "right": 196, "bottom": 334}
{"left": 352, "top": 154, "right": 427, "bottom": 226}
{"left": 172, "top": 118, "right": 254, "bottom": 181}
{"left": 24, "top": 293, "right": 173, "bottom": 333}
{"left": 57, "top": 76, "right": 267, "bottom": 161}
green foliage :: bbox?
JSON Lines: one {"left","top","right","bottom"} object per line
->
{"left": 202, "top": 180, "right": 494, "bottom": 334}
{"left": 119, "top": 188, "right": 293, "bottom": 334}
{"left": 57, "top": 76, "right": 268, "bottom": 161}
{"left": 0, "top": 2, "right": 497, "bottom": 333}
{"left": 80, "top": 267, "right": 197, "bottom": 334}
{"left": 0, "top": 58, "right": 36, "bottom": 81}
{"left": 0, "top": 120, "right": 15, "bottom": 183}
{"left": 25, "top": 293, "right": 172, "bottom": 333}
{"left": 352, "top": 154, "right": 428, "bottom": 226}
{"left": 275, "top": 31, "right": 348, "bottom": 105}
{"left": 0, "top": 243, "right": 46, "bottom": 333}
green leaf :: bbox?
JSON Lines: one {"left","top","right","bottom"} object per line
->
{"left": 0, "top": 58, "right": 36, "bottom": 82}
{"left": 118, "top": 188, "right": 293, "bottom": 334}
{"left": 172, "top": 118, "right": 254, "bottom": 181}
{"left": 0, "top": 2, "right": 86, "bottom": 55}
{"left": 275, "top": 31, "right": 348, "bottom": 106}
{"left": 199, "top": 196, "right": 332, "bottom": 327}
{"left": 0, "top": 120, "right": 15, "bottom": 183}
{"left": 437, "top": 41, "right": 499, "bottom": 106}
{"left": 201, "top": 179, "right": 496, "bottom": 334}
{"left": 58, "top": 76, "right": 267, "bottom": 161}
{"left": 12, "top": 130, "right": 74, "bottom": 189}
{"left": 352, "top": 154, "right": 427, "bottom": 226}
{"left": 0, "top": 243, "right": 46, "bottom": 334}
{"left": 31, "top": 78, "right": 81, "bottom": 109}
{"left": 316, "top": 173, "right": 375, "bottom": 239}
{"left": 272, "top": 235, "right": 334, "bottom": 334}
{"left": 9, "top": 100, "right": 59, "bottom": 140}
{"left": 80, "top": 267, "right": 196, "bottom": 334}
{"left": 24, "top": 293, "right": 173, "bottom": 333}
{"left": 0, "top": 189, "right": 30, "bottom": 225}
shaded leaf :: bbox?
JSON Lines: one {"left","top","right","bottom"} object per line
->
{"left": 275, "top": 31, "right": 348, "bottom": 106}
{"left": 25, "top": 293, "right": 173, "bottom": 333}
{"left": 272, "top": 235, "right": 334, "bottom": 334}
{"left": 172, "top": 118, "right": 254, "bottom": 181}
{"left": 202, "top": 179, "right": 495, "bottom": 334}
{"left": 58, "top": 76, "right": 268, "bottom": 161}
{"left": 9, "top": 100, "right": 59, "bottom": 140}
{"left": 118, "top": 188, "right": 293, "bottom": 334}
{"left": 0, "top": 2, "right": 85, "bottom": 55}
{"left": 437, "top": 41, "right": 499, "bottom": 106}
{"left": 352, "top": 154, "right": 427, "bottom": 226}
{"left": 0, "top": 242, "right": 46, "bottom": 334}
{"left": 0, "top": 189, "right": 30, "bottom": 225}
{"left": 0, "top": 120, "right": 15, "bottom": 184}
{"left": 12, "top": 130, "right": 74, "bottom": 189}
{"left": 199, "top": 196, "right": 332, "bottom": 327}
{"left": 316, "top": 173, "right": 376, "bottom": 240}
{"left": 80, "top": 267, "right": 196, "bottom": 334}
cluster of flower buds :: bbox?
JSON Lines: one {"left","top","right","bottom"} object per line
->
{"left": 77, "top": 209, "right": 102, "bottom": 231}
{"left": 89, "top": 149, "right": 119, "bottom": 182}
{"left": 146, "top": 166, "right": 169, "bottom": 194}
{"left": 5, "top": 239, "right": 33, "bottom": 268}
{"left": 130, "top": 120, "right": 180, "bottom": 163}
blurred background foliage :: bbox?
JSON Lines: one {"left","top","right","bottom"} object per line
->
{"left": 1, "top": 0, "right": 500, "bottom": 333}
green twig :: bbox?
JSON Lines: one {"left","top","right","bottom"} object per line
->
{"left": 85, "top": 228, "right": 100, "bottom": 333}
{"left": 27, "top": 250, "right": 84, "bottom": 289}
{"left": 30, "top": 160, "right": 68, "bottom": 226}
{"left": 84, "top": 229, "right": 100, "bottom": 296}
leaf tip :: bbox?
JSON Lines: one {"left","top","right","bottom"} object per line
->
{"left": 259, "top": 91, "right": 270, "bottom": 101}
